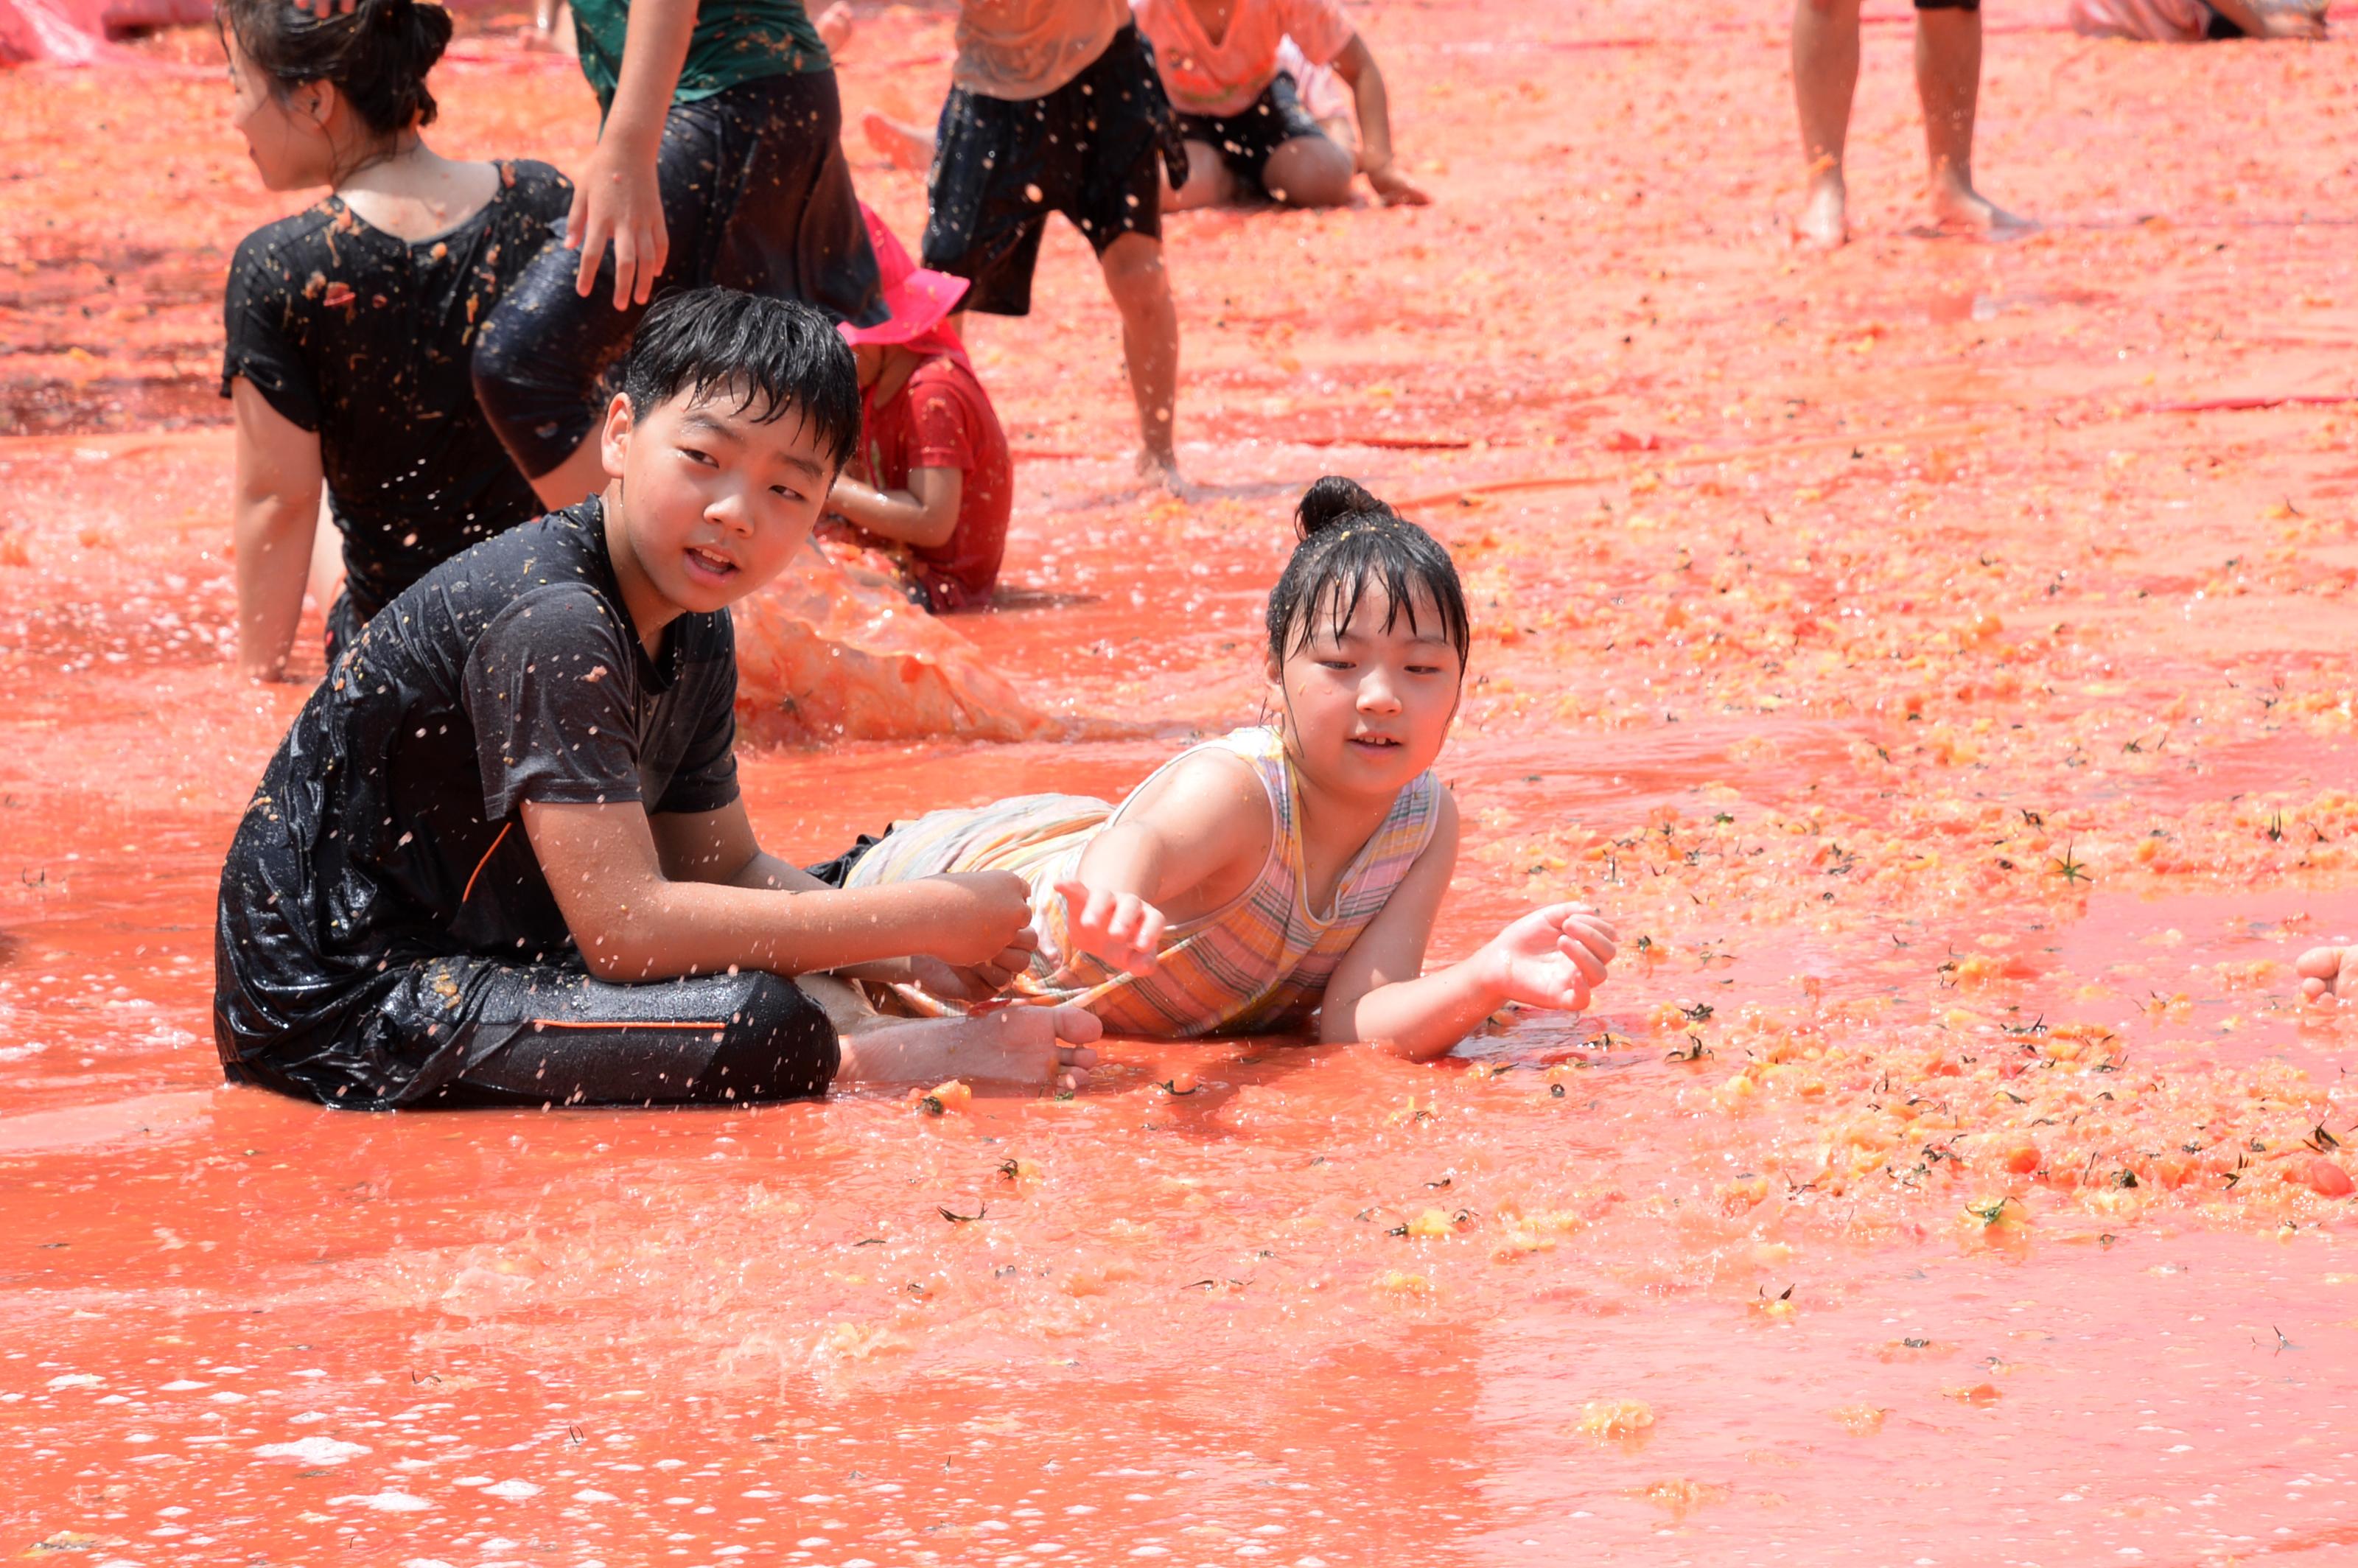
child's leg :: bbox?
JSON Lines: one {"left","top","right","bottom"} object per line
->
{"left": 1161, "top": 139, "right": 1235, "bottom": 212}
{"left": 377, "top": 957, "right": 840, "bottom": 1107}
{"left": 1791, "top": 0, "right": 1861, "bottom": 248}
{"left": 1259, "top": 132, "right": 1355, "bottom": 208}
{"left": 796, "top": 973, "right": 1102, "bottom": 1091}
{"left": 1098, "top": 233, "right": 1180, "bottom": 479}
{"left": 1914, "top": 4, "right": 2032, "bottom": 234}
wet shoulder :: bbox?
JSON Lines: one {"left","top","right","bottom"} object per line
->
{"left": 495, "top": 158, "right": 576, "bottom": 225}
{"left": 228, "top": 203, "right": 353, "bottom": 297}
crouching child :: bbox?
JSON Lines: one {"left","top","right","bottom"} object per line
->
{"left": 214, "top": 287, "right": 1099, "bottom": 1110}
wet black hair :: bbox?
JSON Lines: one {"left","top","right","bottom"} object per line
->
{"left": 216, "top": 0, "right": 452, "bottom": 139}
{"left": 620, "top": 287, "right": 863, "bottom": 474}
{"left": 1265, "top": 475, "right": 1471, "bottom": 672}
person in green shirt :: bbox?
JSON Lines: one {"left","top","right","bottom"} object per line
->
{"left": 468, "top": 0, "right": 886, "bottom": 510}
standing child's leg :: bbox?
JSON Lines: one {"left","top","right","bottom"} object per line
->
{"left": 1791, "top": 0, "right": 1861, "bottom": 249}
{"left": 1099, "top": 232, "right": 1180, "bottom": 478}
{"left": 1915, "top": 3, "right": 2032, "bottom": 234}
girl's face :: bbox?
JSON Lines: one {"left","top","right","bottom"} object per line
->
{"left": 225, "top": 34, "right": 336, "bottom": 192}
{"left": 1270, "top": 578, "right": 1463, "bottom": 802}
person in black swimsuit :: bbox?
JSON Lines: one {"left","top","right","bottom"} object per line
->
{"left": 218, "top": 0, "right": 570, "bottom": 679}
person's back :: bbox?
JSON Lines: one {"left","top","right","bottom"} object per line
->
{"left": 218, "top": 0, "right": 571, "bottom": 677}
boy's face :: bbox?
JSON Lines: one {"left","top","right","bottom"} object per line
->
{"left": 598, "top": 384, "right": 840, "bottom": 616}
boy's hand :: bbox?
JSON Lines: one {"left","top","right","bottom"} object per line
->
{"left": 1365, "top": 161, "right": 1431, "bottom": 207}
{"left": 921, "top": 871, "right": 1036, "bottom": 967}
{"left": 1480, "top": 903, "right": 1616, "bottom": 1012}
{"left": 1054, "top": 879, "right": 1165, "bottom": 976}
{"left": 568, "top": 139, "right": 670, "bottom": 309}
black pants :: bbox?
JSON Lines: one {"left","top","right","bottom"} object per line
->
{"left": 473, "top": 70, "right": 883, "bottom": 482}
{"left": 219, "top": 956, "right": 838, "bottom": 1110}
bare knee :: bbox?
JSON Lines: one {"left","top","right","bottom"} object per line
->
{"left": 1099, "top": 234, "right": 1170, "bottom": 311}
{"left": 1262, "top": 135, "right": 1354, "bottom": 207}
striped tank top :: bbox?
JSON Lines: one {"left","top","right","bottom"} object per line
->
{"left": 841, "top": 726, "right": 1445, "bottom": 1037}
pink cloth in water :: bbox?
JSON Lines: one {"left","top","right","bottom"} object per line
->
{"left": 2068, "top": 0, "right": 2211, "bottom": 41}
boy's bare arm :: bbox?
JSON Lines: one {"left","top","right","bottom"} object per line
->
{"left": 523, "top": 798, "right": 1032, "bottom": 981}
{"left": 827, "top": 466, "right": 964, "bottom": 550}
{"left": 230, "top": 380, "right": 326, "bottom": 685}
{"left": 649, "top": 799, "right": 1035, "bottom": 994}
{"left": 570, "top": 0, "right": 697, "bottom": 308}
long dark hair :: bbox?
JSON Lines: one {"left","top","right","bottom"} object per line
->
{"left": 1264, "top": 476, "right": 1471, "bottom": 673}
{"left": 217, "top": 0, "right": 453, "bottom": 139}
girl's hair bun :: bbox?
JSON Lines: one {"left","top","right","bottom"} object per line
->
{"left": 217, "top": 0, "right": 452, "bottom": 138}
{"left": 1294, "top": 475, "right": 1392, "bottom": 539}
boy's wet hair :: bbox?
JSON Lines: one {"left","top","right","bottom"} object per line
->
{"left": 1266, "top": 476, "right": 1471, "bottom": 671}
{"left": 216, "top": 0, "right": 452, "bottom": 139}
{"left": 621, "top": 288, "right": 861, "bottom": 474}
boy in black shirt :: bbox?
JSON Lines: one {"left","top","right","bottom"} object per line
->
{"left": 215, "top": 288, "right": 1099, "bottom": 1110}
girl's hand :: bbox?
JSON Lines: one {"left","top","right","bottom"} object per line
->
{"left": 1054, "top": 879, "right": 1166, "bottom": 976}
{"left": 1481, "top": 903, "right": 1617, "bottom": 1011}
{"left": 567, "top": 138, "right": 670, "bottom": 309}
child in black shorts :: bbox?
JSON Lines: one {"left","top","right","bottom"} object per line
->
{"left": 469, "top": 0, "right": 885, "bottom": 513}
{"left": 218, "top": 0, "right": 570, "bottom": 679}
{"left": 215, "top": 289, "right": 1099, "bottom": 1110}
{"left": 920, "top": 0, "right": 1190, "bottom": 483}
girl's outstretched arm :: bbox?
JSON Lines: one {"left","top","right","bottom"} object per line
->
{"left": 1320, "top": 794, "right": 1617, "bottom": 1060}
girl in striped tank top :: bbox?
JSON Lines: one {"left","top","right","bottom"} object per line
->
{"left": 831, "top": 477, "right": 1620, "bottom": 1059}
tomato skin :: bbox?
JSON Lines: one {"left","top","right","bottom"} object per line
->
{"left": 2306, "top": 1158, "right": 2354, "bottom": 1199}
{"left": 2001, "top": 1142, "right": 2040, "bottom": 1175}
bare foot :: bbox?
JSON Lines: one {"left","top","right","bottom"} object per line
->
{"left": 2298, "top": 945, "right": 2358, "bottom": 1004}
{"left": 816, "top": 0, "right": 853, "bottom": 53}
{"left": 1928, "top": 180, "right": 2036, "bottom": 239}
{"left": 861, "top": 110, "right": 935, "bottom": 175}
{"left": 1791, "top": 168, "right": 1847, "bottom": 251}
{"left": 835, "top": 1002, "right": 1104, "bottom": 1091}
{"left": 1135, "top": 447, "right": 1187, "bottom": 497}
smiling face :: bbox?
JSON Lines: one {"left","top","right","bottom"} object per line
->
{"left": 223, "top": 32, "right": 335, "bottom": 192}
{"left": 1268, "top": 577, "right": 1464, "bottom": 802}
{"left": 598, "top": 382, "right": 841, "bottom": 623}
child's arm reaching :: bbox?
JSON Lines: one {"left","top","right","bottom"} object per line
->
{"left": 1329, "top": 33, "right": 1430, "bottom": 207}
{"left": 651, "top": 799, "right": 1036, "bottom": 995}
{"left": 568, "top": 0, "right": 696, "bottom": 308}
{"left": 525, "top": 797, "right": 1033, "bottom": 981}
{"left": 1053, "top": 750, "right": 1271, "bottom": 975}
{"left": 1319, "top": 794, "right": 1616, "bottom": 1060}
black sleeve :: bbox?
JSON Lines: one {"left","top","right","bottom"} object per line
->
{"left": 220, "top": 228, "right": 324, "bottom": 433}
{"left": 651, "top": 612, "right": 741, "bottom": 816}
{"left": 461, "top": 584, "right": 652, "bottom": 820}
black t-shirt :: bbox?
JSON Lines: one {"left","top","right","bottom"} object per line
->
{"left": 221, "top": 160, "right": 573, "bottom": 620}
{"left": 214, "top": 501, "right": 741, "bottom": 1096}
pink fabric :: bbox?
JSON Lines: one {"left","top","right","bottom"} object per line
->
{"left": 2068, "top": 0, "right": 2211, "bottom": 40}
{"left": 1133, "top": 0, "right": 1357, "bottom": 118}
